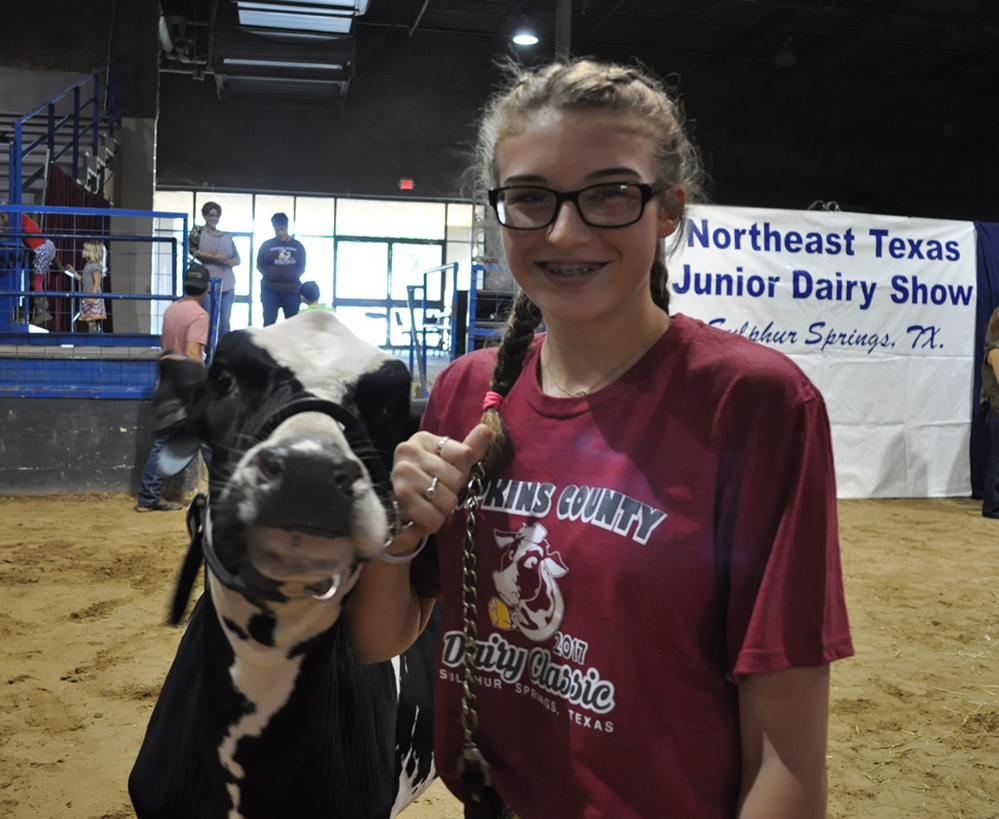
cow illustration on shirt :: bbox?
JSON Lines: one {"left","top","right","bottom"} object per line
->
{"left": 489, "top": 521, "right": 567, "bottom": 642}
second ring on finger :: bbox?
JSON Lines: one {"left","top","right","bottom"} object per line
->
{"left": 425, "top": 475, "right": 440, "bottom": 501}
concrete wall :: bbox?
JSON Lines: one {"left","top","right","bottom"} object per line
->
{"left": 111, "top": 117, "right": 158, "bottom": 332}
{"left": 0, "top": 68, "right": 90, "bottom": 114}
{"left": 0, "top": 397, "right": 195, "bottom": 496}
{"left": 2, "top": 0, "right": 158, "bottom": 119}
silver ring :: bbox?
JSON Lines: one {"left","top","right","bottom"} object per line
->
{"left": 425, "top": 475, "right": 440, "bottom": 501}
{"left": 436, "top": 435, "right": 450, "bottom": 456}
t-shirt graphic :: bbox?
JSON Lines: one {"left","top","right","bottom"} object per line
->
{"left": 488, "top": 521, "right": 567, "bottom": 641}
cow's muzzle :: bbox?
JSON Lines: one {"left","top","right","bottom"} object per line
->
{"left": 169, "top": 397, "right": 405, "bottom": 624}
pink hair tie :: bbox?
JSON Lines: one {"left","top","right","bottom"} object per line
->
{"left": 482, "top": 390, "right": 503, "bottom": 411}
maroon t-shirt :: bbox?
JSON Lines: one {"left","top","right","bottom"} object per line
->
{"left": 415, "top": 313, "right": 853, "bottom": 819}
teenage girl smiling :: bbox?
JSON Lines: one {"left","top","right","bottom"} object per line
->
{"left": 347, "top": 59, "right": 852, "bottom": 819}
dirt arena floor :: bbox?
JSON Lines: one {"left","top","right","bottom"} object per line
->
{"left": 1, "top": 493, "right": 997, "bottom": 818}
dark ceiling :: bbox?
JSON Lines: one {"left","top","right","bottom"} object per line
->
{"left": 157, "top": 0, "right": 999, "bottom": 96}
{"left": 360, "top": 0, "right": 999, "bottom": 83}
{"left": 147, "top": 0, "right": 998, "bottom": 217}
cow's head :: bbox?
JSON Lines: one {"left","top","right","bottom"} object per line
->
{"left": 491, "top": 521, "right": 567, "bottom": 641}
{"left": 156, "top": 310, "right": 417, "bottom": 617}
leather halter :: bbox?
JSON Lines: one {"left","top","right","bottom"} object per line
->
{"left": 169, "top": 397, "right": 403, "bottom": 625}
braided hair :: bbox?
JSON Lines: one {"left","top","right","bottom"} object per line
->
{"left": 472, "top": 59, "right": 706, "bottom": 475}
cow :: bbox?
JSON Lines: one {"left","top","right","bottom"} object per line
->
{"left": 492, "top": 521, "right": 568, "bottom": 642}
{"left": 129, "top": 309, "right": 438, "bottom": 819}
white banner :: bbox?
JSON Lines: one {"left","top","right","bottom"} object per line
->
{"left": 670, "top": 205, "right": 977, "bottom": 499}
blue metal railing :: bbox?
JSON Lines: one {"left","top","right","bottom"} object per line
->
{"left": 1, "top": 204, "right": 191, "bottom": 346}
{"left": 8, "top": 65, "right": 121, "bottom": 205}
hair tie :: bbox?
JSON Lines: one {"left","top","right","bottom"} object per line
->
{"left": 482, "top": 391, "right": 504, "bottom": 411}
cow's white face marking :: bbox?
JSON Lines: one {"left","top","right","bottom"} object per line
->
{"left": 245, "top": 309, "right": 396, "bottom": 405}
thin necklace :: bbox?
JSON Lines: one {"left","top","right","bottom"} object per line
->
{"left": 542, "top": 323, "right": 668, "bottom": 398}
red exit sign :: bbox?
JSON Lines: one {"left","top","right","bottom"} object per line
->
{"left": 399, "top": 178, "right": 415, "bottom": 191}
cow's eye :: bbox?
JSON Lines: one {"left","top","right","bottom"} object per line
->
{"left": 213, "top": 369, "right": 237, "bottom": 398}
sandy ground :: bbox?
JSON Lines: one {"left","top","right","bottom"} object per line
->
{"left": 1, "top": 493, "right": 997, "bottom": 818}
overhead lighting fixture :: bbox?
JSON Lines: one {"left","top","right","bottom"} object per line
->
{"left": 223, "top": 58, "right": 345, "bottom": 70}
{"left": 512, "top": 22, "right": 539, "bottom": 46}
{"left": 237, "top": 9, "right": 353, "bottom": 34}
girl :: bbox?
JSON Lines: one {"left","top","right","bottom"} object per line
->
{"left": 190, "top": 200, "right": 240, "bottom": 336}
{"left": 347, "top": 59, "right": 853, "bottom": 819}
{"left": 76, "top": 240, "right": 107, "bottom": 332}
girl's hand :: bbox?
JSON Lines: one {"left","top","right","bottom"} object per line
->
{"left": 387, "top": 424, "right": 493, "bottom": 554}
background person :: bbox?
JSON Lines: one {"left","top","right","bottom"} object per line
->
{"left": 980, "top": 306, "right": 999, "bottom": 518}
{"left": 298, "top": 279, "right": 329, "bottom": 312}
{"left": 135, "top": 264, "right": 210, "bottom": 513}
{"left": 1, "top": 208, "right": 74, "bottom": 326}
{"left": 347, "top": 59, "right": 853, "bottom": 819}
{"left": 74, "top": 240, "right": 107, "bottom": 332}
{"left": 256, "top": 212, "right": 306, "bottom": 325}
{"left": 190, "top": 201, "right": 239, "bottom": 337}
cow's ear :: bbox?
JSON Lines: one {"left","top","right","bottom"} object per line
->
{"left": 153, "top": 354, "right": 209, "bottom": 476}
{"left": 354, "top": 359, "right": 418, "bottom": 464}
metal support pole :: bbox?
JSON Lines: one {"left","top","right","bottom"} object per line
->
{"left": 72, "top": 87, "right": 81, "bottom": 180}
{"left": 12, "top": 121, "right": 22, "bottom": 205}
{"left": 555, "top": 0, "right": 572, "bottom": 60}
{"left": 93, "top": 72, "right": 101, "bottom": 156}
{"left": 47, "top": 104, "right": 55, "bottom": 166}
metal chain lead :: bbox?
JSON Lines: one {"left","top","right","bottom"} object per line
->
{"left": 459, "top": 462, "right": 489, "bottom": 771}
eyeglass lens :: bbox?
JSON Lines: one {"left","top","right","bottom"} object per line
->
{"left": 496, "top": 184, "right": 646, "bottom": 228}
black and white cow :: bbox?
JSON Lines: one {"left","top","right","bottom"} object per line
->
{"left": 129, "top": 309, "right": 437, "bottom": 819}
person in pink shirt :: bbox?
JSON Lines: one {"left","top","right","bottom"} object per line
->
{"left": 135, "top": 264, "right": 210, "bottom": 512}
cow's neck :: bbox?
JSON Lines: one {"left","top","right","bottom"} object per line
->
{"left": 209, "top": 573, "right": 353, "bottom": 666}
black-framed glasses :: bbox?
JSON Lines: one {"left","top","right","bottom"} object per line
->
{"left": 488, "top": 182, "right": 660, "bottom": 230}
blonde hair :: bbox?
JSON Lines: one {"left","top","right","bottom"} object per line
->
{"left": 470, "top": 59, "right": 706, "bottom": 475}
{"left": 82, "top": 240, "right": 105, "bottom": 266}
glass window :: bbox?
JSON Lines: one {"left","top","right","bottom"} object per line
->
{"left": 446, "top": 202, "right": 474, "bottom": 291}
{"left": 154, "top": 190, "right": 195, "bottom": 222}
{"left": 294, "top": 196, "right": 336, "bottom": 237}
{"left": 300, "top": 236, "right": 335, "bottom": 295}
{"left": 336, "top": 199, "right": 446, "bottom": 240}
{"left": 254, "top": 195, "right": 296, "bottom": 236}
{"left": 195, "top": 192, "right": 253, "bottom": 232}
{"left": 230, "top": 235, "right": 253, "bottom": 297}
{"left": 336, "top": 240, "right": 388, "bottom": 299}
{"left": 335, "top": 306, "right": 390, "bottom": 348}
{"left": 390, "top": 243, "right": 445, "bottom": 302}
{"left": 389, "top": 307, "right": 415, "bottom": 348}
{"left": 230, "top": 301, "right": 251, "bottom": 332}
{"left": 447, "top": 203, "right": 473, "bottom": 230}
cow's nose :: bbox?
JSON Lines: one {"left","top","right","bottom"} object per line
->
{"left": 247, "top": 435, "right": 368, "bottom": 532}
{"left": 251, "top": 446, "right": 361, "bottom": 493}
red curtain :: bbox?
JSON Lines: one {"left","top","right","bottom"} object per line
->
{"left": 43, "top": 165, "right": 112, "bottom": 332}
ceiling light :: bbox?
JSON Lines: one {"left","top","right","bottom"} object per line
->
{"left": 512, "top": 28, "right": 538, "bottom": 45}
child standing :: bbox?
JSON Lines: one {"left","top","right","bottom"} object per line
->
{"left": 76, "top": 240, "right": 107, "bottom": 332}
{"left": 348, "top": 59, "right": 853, "bottom": 819}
